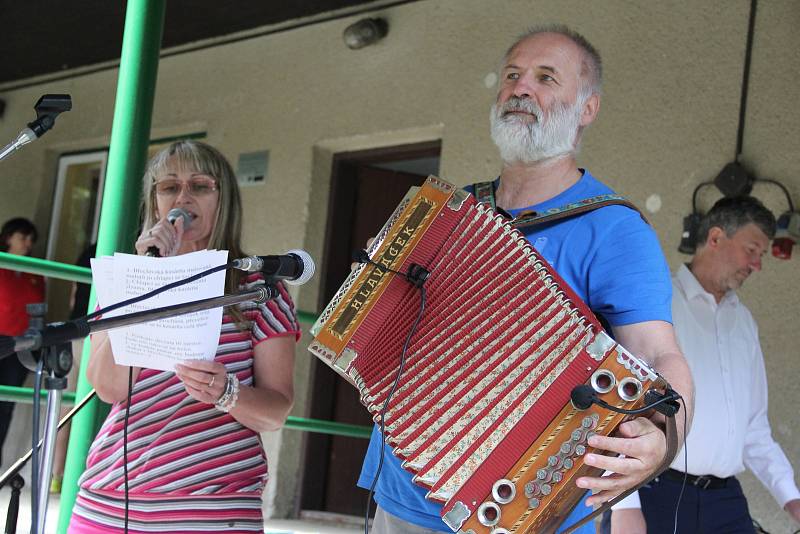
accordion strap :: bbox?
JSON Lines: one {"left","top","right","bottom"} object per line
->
{"left": 471, "top": 180, "right": 649, "bottom": 229}
{"left": 560, "top": 415, "right": 680, "bottom": 534}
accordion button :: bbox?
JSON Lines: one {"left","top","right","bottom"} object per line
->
{"left": 536, "top": 468, "right": 549, "bottom": 481}
{"left": 524, "top": 481, "right": 539, "bottom": 498}
{"left": 560, "top": 442, "right": 574, "bottom": 455}
{"left": 562, "top": 458, "right": 575, "bottom": 470}
{"left": 547, "top": 455, "right": 560, "bottom": 467}
{"left": 574, "top": 444, "right": 587, "bottom": 456}
{"left": 551, "top": 471, "right": 563, "bottom": 483}
{"left": 528, "top": 497, "right": 541, "bottom": 509}
{"left": 582, "top": 415, "right": 598, "bottom": 429}
{"left": 540, "top": 484, "right": 552, "bottom": 495}
{"left": 571, "top": 429, "right": 584, "bottom": 441}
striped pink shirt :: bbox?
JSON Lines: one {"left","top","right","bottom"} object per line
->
{"left": 69, "top": 275, "right": 300, "bottom": 533}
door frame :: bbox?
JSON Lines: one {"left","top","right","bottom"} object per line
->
{"left": 46, "top": 150, "right": 109, "bottom": 262}
{"left": 300, "top": 139, "right": 441, "bottom": 516}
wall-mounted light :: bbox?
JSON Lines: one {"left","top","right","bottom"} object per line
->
{"left": 343, "top": 17, "right": 388, "bottom": 50}
{"left": 678, "top": 213, "right": 702, "bottom": 255}
{"left": 772, "top": 211, "right": 800, "bottom": 259}
{"left": 713, "top": 161, "right": 754, "bottom": 197}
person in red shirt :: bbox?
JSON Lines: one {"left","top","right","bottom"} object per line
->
{"left": 0, "top": 217, "right": 45, "bottom": 464}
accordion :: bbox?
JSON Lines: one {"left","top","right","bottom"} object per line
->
{"left": 310, "top": 176, "right": 669, "bottom": 534}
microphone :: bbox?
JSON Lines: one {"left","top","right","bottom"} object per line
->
{"left": 0, "top": 94, "right": 72, "bottom": 162}
{"left": 570, "top": 383, "right": 682, "bottom": 417}
{"left": 570, "top": 385, "right": 597, "bottom": 410}
{"left": 231, "top": 249, "right": 315, "bottom": 286}
{"left": 145, "top": 208, "right": 191, "bottom": 257}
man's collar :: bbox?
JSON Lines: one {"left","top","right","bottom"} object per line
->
{"left": 676, "top": 263, "right": 739, "bottom": 306}
{"left": 500, "top": 168, "right": 589, "bottom": 215}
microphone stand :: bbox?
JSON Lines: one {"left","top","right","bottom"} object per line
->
{"left": 0, "top": 284, "right": 278, "bottom": 534}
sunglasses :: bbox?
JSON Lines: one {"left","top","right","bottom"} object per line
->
{"left": 154, "top": 176, "right": 218, "bottom": 197}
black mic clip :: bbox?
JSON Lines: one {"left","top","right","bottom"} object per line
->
{"left": 28, "top": 94, "right": 72, "bottom": 137}
{"left": 352, "top": 249, "right": 429, "bottom": 288}
{"left": 406, "top": 263, "right": 430, "bottom": 288}
{"left": 644, "top": 388, "right": 681, "bottom": 418}
{"left": 352, "top": 249, "right": 371, "bottom": 264}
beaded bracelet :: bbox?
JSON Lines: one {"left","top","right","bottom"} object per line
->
{"left": 215, "top": 373, "right": 240, "bottom": 412}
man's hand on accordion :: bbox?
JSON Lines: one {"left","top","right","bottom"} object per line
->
{"left": 576, "top": 416, "right": 666, "bottom": 506}
{"left": 575, "top": 320, "right": 694, "bottom": 506}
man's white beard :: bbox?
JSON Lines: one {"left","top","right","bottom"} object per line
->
{"left": 490, "top": 96, "right": 583, "bottom": 165}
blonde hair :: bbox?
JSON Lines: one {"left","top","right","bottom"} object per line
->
{"left": 141, "top": 140, "right": 246, "bottom": 298}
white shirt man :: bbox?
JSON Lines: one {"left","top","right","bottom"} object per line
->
{"left": 610, "top": 197, "right": 800, "bottom": 533}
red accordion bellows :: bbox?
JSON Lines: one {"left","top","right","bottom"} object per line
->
{"left": 310, "top": 177, "right": 666, "bottom": 534}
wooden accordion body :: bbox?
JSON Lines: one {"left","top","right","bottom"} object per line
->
{"left": 310, "top": 177, "right": 668, "bottom": 534}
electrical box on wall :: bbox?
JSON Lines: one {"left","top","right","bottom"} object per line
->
{"left": 236, "top": 150, "right": 269, "bottom": 186}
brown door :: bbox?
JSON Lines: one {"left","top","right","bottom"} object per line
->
{"left": 301, "top": 142, "right": 440, "bottom": 517}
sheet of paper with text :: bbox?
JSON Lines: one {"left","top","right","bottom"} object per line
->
{"left": 90, "top": 250, "right": 228, "bottom": 371}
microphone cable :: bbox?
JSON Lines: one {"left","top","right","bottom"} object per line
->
{"left": 30, "top": 358, "right": 44, "bottom": 534}
{"left": 75, "top": 251, "right": 303, "bottom": 324}
{"left": 77, "top": 262, "right": 230, "bottom": 322}
{"left": 124, "top": 367, "right": 133, "bottom": 534}
{"left": 44, "top": 255, "right": 284, "bottom": 533}
{"left": 570, "top": 384, "right": 681, "bottom": 416}
{"left": 353, "top": 250, "right": 430, "bottom": 534}
{"left": 672, "top": 397, "right": 688, "bottom": 534}
{"left": 71, "top": 259, "right": 232, "bottom": 534}
{"left": 571, "top": 383, "right": 688, "bottom": 533}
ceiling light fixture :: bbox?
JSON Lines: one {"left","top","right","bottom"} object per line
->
{"left": 343, "top": 17, "right": 388, "bottom": 50}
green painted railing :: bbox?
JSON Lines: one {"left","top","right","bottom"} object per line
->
{"left": 0, "top": 256, "right": 367, "bottom": 437}
{"left": 0, "top": 386, "right": 77, "bottom": 405}
{"left": 0, "top": 385, "right": 369, "bottom": 439}
{"left": 0, "top": 252, "right": 92, "bottom": 284}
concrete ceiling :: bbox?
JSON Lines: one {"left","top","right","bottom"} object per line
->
{"left": 1, "top": 0, "right": 416, "bottom": 85}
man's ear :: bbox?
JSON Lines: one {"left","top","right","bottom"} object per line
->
{"left": 580, "top": 93, "right": 600, "bottom": 127}
{"left": 706, "top": 226, "right": 725, "bottom": 248}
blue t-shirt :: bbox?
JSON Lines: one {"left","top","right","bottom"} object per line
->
{"left": 357, "top": 169, "right": 672, "bottom": 531}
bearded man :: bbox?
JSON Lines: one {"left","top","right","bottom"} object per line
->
{"left": 357, "top": 25, "right": 694, "bottom": 534}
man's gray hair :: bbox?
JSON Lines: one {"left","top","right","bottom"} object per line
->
{"left": 502, "top": 24, "right": 603, "bottom": 99}
{"left": 696, "top": 196, "right": 777, "bottom": 246}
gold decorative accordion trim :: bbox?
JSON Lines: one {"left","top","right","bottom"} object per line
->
{"left": 327, "top": 196, "right": 437, "bottom": 342}
{"left": 310, "top": 193, "right": 414, "bottom": 338}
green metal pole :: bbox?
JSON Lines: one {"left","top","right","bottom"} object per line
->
{"left": 57, "top": 1, "right": 166, "bottom": 531}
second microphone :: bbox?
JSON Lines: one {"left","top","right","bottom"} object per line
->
{"left": 231, "top": 250, "right": 315, "bottom": 286}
